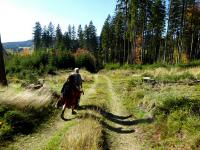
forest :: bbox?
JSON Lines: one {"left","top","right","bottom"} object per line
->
{"left": 32, "top": 0, "right": 200, "bottom": 66}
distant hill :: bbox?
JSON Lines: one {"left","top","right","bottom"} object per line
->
{"left": 3, "top": 40, "right": 33, "bottom": 50}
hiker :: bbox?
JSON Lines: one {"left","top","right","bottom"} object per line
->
{"left": 71, "top": 68, "right": 84, "bottom": 108}
{"left": 59, "top": 73, "right": 83, "bottom": 116}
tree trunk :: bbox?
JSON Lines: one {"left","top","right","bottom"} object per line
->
{"left": 0, "top": 35, "right": 7, "bottom": 86}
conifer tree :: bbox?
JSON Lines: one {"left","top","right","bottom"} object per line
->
{"left": 63, "top": 32, "right": 71, "bottom": 50}
{"left": 41, "top": 26, "right": 48, "bottom": 49}
{"left": 33, "top": 22, "right": 42, "bottom": 51}
{"left": 88, "top": 21, "right": 98, "bottom": 53}
{"left": 47, "top": 22, "right": 55, "bottom": 49}
{"left": 77, "top": 25, "right": 84, "bottom": 48}
{"left": 101, "top": 15, "right": 111, "bottom": 63}
{"left": 55, "top": 24, "right": 63, "bottom": 50}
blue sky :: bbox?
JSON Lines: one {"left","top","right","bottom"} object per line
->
{"left": 0, "top": 0, "right": 116, "bottom": 42}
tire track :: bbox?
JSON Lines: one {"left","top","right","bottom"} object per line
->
{"left": 104, "top": 76, "right": 142, "bottom": 150}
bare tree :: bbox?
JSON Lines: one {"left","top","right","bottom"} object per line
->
{"left": 0, "top": 35, "right": 7, "bottom": 86}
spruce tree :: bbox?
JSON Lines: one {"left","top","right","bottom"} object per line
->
{"left": 83, "top": 25, "right": 90, "bottom": 50}
{"left": 33, "top": 22, "right": 42, "bottom": 51}
{"left": 55, "top": 24, "right": 63, "bottom": 50}
{"left": 47, "top": 22, "right": 55, "bottom": 49}
{"left": 71, "top": 25, "right": 78, "bottom": 50}
{"left": 88, "top": 21, "right": 98, "bottom": 53}
{"left": 101, "top": 15, "right": 111, "bottom": 63}
{"left": 41, "top": 26, "right": 48, "bottom": 49}
{"left": 67, "top": 25, "right": 72, "bottom": 50}
{"left": 63, "top": 32, "right": 71, "bottom": 50}
{"left": 71, "top": 25, "right": 76, "bottom": 40}
{"left": 77, "top": 25, "right": 84, "bottom": 48}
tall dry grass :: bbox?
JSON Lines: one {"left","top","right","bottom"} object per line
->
{"left": 60, "top": 119, "right": 103, "bottom": 150}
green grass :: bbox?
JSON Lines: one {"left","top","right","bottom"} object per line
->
{"left": 42, "top": 121, "right": 76, "bottom": 150}
{"left": 105, "top": 60, "right": 200, "bottom": 71}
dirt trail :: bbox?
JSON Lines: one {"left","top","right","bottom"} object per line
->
{"left": 104, "top": 76, "right": 142, "bottom": 150}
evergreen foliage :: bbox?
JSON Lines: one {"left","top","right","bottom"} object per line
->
{"left": 33, "top": 21, "right": 98, "bottom": 55}
{"left": 100, "top": 0, "right": 200, "bottom": 65}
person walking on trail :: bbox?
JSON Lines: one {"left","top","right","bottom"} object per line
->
{"left": 71, "top": 68, "right": 84, "bottom": 108}
{"left": 58, "top": 68, "right": 83, "bottom": 115}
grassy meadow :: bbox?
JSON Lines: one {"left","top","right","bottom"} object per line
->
{"left": 105, "top": 65, "right": 200, "bottom": 149}
{"left": 1, "top": 62, "right": 200, "bottom": 149}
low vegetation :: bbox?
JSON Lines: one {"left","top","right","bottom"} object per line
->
{"left": 0, "top": 104, "right": 54, "bottom": 141}
{"left": 60, "top": 119, "right": 103, "bottom": 150}
{"left": 0, "top": 70, "right": 94, "bottom": 148}
{"left": 2, "top": 59, "right": 200, "bottom": 149}
{"left": 5, "top": 50, "right": 97, "bottom": 84}
{"left": 106, "top": 67, "right": 200, "bottom": 149}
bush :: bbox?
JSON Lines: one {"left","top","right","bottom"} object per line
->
{"left": 5, "top": 49, "right": 98, "bottom": 82}
{"left": 4, "top": 111, "right": 34, "bottom": 134}
{"left": 0, "top": 106, "right": 9, "bottom": 116}
{"left": 49, "top": 52, "right": 75, "bottom": 69}
{"left": 75, "top": 49, "right": 97, "bottom": 73}
{"left": 0, "top": 123, "right": 13, "bottom": 140}
{"left": 154, "top": 96, "right": 200, "bottom": 117}
{"left": 0, "top": 104, "right": 54, "bottom": 140}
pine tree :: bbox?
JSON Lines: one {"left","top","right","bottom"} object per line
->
{"left": 83, "top": 25, "right": 89, "bottom": 50}
{"left": 55, "top": 24, "right": 63, "bottom": 50}
{"left": 129, "top": 0, "right": 138, "bottom": 64}
{"left": 47, "top": 22, "right": 55, "bottom": 49}
{"left": 113, "top": 11, "right": 125, "bottom": 64}
{"left": 63, "top": 32, "right": 71, "bottom": 50}
{"left": 33, "top": 22, "right": 42, "bottom": 51}
{"left": 41, "top": 26, "right": 48, "bottom": 49}
{"left": 67, "top": 25, "right": 73, "bottom": 50}
{"left": 116, "top": 0, "right": 129, "bottom": 63}
{"left": 68, "top": 25, "right": 72, "bottom": 41}
{"left": 99, "top": 0, "right": 200, "bottom": 65}
{"left": 88, "top": 21, "right": 98, "bottom": 53}
{"left": 77, "top": 25, "right": 84, "bottom": 48}
{"left": 0, "top": 35, "right": 7, "bottom": 86}
{"left": 71, "top": 25, "right": 78, "bottom": 50}
{"left": 71, "top": 25, "right": 76, "bottom": 40}
{"left": 101, "top": 15, "right": 111, "bottom": 63}
{"left": 148, "top": 0, "right": 166, "bottom": 62}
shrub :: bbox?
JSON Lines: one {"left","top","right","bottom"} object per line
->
{"left": 75, "top": 49, "right": 96, "bottom": 73}
{"left": 0, "top": 106, "right": 9, "bottom": 116}
{"left": 50, "top": 52, "right": 75, "bottom": 69}
{"left": 4, "top": 110, "right": 34, "bottom": 134}
{"left": 154, "top": 96, "right": 200, "bottom": 117}
{"left": 0, "top": 123, "right": 13, "bottom": 140}
{"left": 0, "top": 105, "right": 55, "bottom": 140}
